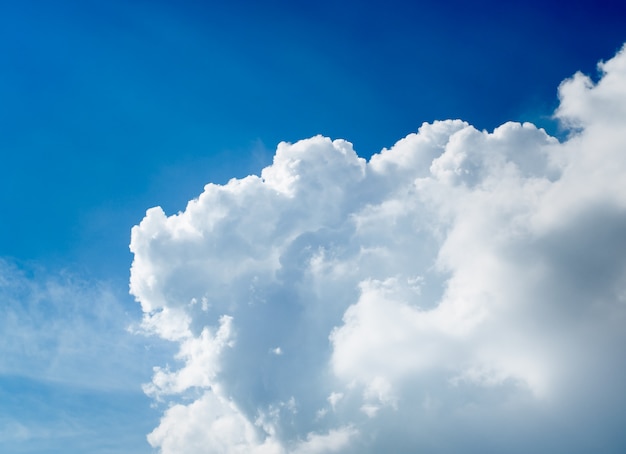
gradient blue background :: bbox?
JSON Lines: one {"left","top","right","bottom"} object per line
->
{"left": 1, "top": 0, "right": 625, "bottom": 452}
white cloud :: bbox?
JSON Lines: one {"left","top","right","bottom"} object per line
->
{"left": 291, "top": 426, "right": 358, "bottom": 454}
{"left": 131, "top": 44, "right": 626, "bottom": 452}
{"left": 147, "top": 390, "right": 283, "bottom": 454}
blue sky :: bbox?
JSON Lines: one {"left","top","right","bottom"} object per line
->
{"left": 2, "top": 1, "right": 626, "bottom": 453}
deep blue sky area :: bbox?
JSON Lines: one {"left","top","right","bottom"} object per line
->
{"left": 1, "top": 0, "right": 625, "bottom": 278}
{"left": 1, "top": 2, "right": 626, "bottom": 452}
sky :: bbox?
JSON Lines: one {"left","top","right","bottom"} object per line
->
{"left": 1, "top": 0, "right": 626, "bottom": 452}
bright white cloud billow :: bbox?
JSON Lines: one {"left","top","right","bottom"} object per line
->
{"left": 130, "top": 45, "right": 626, "bottom": 453}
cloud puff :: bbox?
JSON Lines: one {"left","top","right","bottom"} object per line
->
{"left": 130, "top": 45, "right": 626, "bottom": 453}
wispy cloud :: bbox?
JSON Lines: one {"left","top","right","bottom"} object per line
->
{"left": 0, "top": 259, "right": 170, "bottom": 390}
{"left": 130, "top": 45, "right": 626, "bottom": 452}
{"left": 0, "top": 258, "right": 173, "bottom": 453}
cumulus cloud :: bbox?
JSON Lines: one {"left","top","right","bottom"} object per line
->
{"left": 130, "top": 45, "right": 626, "bottom": 453}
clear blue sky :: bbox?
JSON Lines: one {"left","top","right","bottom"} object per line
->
{"left": 1, "top": 0, "right": 625, "bottom": 452}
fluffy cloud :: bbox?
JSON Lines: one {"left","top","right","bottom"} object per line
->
{"left": 130, "top": 45, "right": 626, "bottom": 453}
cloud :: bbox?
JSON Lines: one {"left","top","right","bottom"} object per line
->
{"left": 0, "top": 259, "right": 169, "bottom": 390}
{"left": 0, "top": 258, "right": 176, "bottom": 453}
{"left": 130, "top": 44, "right": 626, "bottom": 452}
